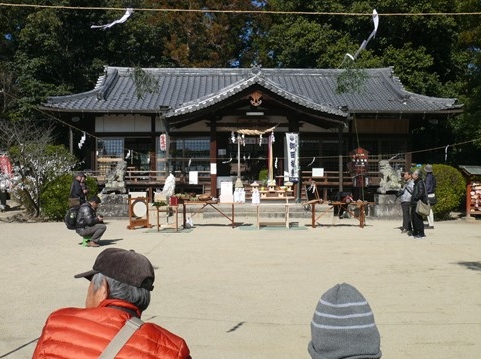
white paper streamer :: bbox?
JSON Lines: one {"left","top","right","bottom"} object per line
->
{"left": 91, "top": 8, "right": 133, "bottom": 30}
{"left": 345, "top": 9, "right": 379, "bottom": 61}
{"left": 78, "top": 132, "right": 86, "bottom": 149}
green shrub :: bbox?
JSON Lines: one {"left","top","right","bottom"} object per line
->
{"left": 40, "top": 174, "right": 99, "bottom": 221}
{"left": 11, "top": 177, "right": 37, "bottom": 215}
{"left": 426, "top": 164, "right": 465, "bottom": 220}
{"left": 259, "top": 169, "right": 268, "bottom": 184}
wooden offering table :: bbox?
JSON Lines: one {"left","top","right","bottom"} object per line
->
{"left": 310, "top": 201, "right": 373, "bottom": 228}
{"left": 182, "top": 200, "right": 236, "bottom": 228}
{"left": 155, "top": 205, "right": 179, "bottom": 232}
{"left": 256, "top": 204, "right": 294, "bottom": 229}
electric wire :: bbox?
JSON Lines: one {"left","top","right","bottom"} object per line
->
{"left": 0, "top": 3, "right": 481, "bottom": 17}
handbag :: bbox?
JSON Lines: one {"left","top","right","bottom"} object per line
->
{"left": 428, "top": 193, "right": 437, "bottom": 205}
{"left": 416, "top": 200, "right": 431, "bottom": 217}
{"left": 68, "top": 197, "right": 81, "bottom": 208}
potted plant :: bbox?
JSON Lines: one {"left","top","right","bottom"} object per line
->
{"left": 259, "top": 169, "right": 268, "bottom": 191}
{"left": 259, "top": 169, "right": 268, "bottom": 185}
{"left": 152, "top": 200, "right": 168, "bottom": 207}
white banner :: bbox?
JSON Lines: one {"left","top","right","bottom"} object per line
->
{"left": 285, "top": 133, "right": 299, "bottom": 183}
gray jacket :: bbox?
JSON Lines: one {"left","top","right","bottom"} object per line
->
{"left": 399, "top": 179, "right": 414, "bottom": 203}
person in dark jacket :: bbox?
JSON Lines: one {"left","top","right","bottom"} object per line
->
{"left": 333, "top": 191, "right": 354, "bottom": 219}
{"left": 76, "top": 195, "right": 106, "bottom": 247}
{"left": 69, "top": 172, "right": 88, "bottom": 205}
{"left": 424, "top": 164, "right": 437, "bottom": 229}
{"left": 410, "top": 170, "right": 427, "bottom": 238}
{"left": 33, "top": 248, "right": 191, "bottom": 359}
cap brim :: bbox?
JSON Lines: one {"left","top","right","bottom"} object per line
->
{"left": 74, "top": 269, "right": 98, "bottom": 281}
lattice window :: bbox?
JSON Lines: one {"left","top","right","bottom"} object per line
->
{"left": 170, "top": 137, "right": 210, "bottom": 173}
{"left": 97, "top": 138, "right": 123, "bottom": 157}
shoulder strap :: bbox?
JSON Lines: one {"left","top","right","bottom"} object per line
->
{"left": 98, "top": 317, "right": 144, "bottom": 359}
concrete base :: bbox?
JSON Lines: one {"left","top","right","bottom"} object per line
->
{"left": 373, "top": 194, "right": 402, "bottom": 219}
{"left": 98, "top": 193, "right": 128, "bottom": 217}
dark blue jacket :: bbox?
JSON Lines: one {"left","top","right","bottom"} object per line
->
{"left": 425, "top": 173, "right": 436, "bottom": 195}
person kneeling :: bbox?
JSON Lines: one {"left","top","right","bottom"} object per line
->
{"left": 76, "top": 195, "right": 106, "bottom": 247}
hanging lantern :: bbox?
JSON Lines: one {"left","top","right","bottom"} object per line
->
{"left": 159, "top": 134, "right": 167, "bottom": 151}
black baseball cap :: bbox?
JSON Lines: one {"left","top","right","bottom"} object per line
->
{"left": 74, "top": 248, "right": 155, "bottom": 291}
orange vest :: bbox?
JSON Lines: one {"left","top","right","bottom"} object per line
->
{"left": 33, "top": 299, "right": 191, "bottom": 359}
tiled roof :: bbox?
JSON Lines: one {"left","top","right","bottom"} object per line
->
{"left": 42, "top": 66, "right": 462, "bottom": 118}
{"left": 459, "top": 165, "right": 481, "bottom": 176}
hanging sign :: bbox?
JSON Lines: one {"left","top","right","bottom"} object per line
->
{"left": 159, "top": 134, "right": 167, "bottom": 151}
{"left": 285, "top": 133, "right": 299, "bottom": 183}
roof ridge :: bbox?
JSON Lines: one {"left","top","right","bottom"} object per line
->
{"left": 97, "top": 68, "right": 119, "bottom": 100}
{"left": 169, "top": 73, "right": 347, "bottom": 119}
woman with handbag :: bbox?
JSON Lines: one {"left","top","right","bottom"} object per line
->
{"left": 410, "top": 169, "right": 427, "bottom": 238}
{"left": 69, "top": 172, "right": 88, "bottom": 207}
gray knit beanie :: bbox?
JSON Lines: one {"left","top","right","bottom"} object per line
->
{"left": 308, "top": 283, "right": 381, "bottom": 359}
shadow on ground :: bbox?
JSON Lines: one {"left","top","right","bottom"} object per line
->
{"left": 456, "top": 261, "right": 481, "bottom": 272}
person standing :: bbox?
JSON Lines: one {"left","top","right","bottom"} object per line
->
{"left": 424, "top": 164, "right": 437, "bottom": 229}
{"left": 0, "top": 173, "right": 9, "bottom": 211}
{"left": 69, "top": 172, "right": 88, "bottom": 206}
{"left": 398, "top": 170, "right": 414, "bottom": 235}
{"left": 33, "top": 248, "right": 191, "bottom": 359}
{"left": 410, "top": 170, "right": 427, "bottom": 238}
{"left": 76, "top": 195, "right": 106, "bottom": 247}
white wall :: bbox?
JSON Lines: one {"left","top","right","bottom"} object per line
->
{"left": 95, "top": 115, "right": 151, "bottom": 132}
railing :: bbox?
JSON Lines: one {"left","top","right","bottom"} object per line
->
{"left": 87, "top": 170, "right": 211, "bottom": 202}
{"left": 87, "top": 163, "right": 397, "bottom": 203}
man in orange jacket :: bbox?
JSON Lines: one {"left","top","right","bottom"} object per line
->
{"left": 33, "top": 248, "right": 191, "bottom": 359}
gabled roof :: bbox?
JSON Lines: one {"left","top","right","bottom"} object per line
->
{"left": 41, "top": 66, "right": 462, "bottom": 119}
{"left": 459, "top": 165, "right": 481, "bottom": 176}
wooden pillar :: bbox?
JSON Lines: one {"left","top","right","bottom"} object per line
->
{"left": 338, "top": 125, "right": 344, "bottom": 192}
{"left": 150, "top": 114, "right": 156, "bottom": 172}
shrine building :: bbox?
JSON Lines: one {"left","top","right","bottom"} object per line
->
{"left": 40, "top": 66, "right": 462, "bottom": 200}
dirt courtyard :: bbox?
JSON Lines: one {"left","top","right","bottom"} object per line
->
{"left": 0, "top": 207, "right": 480, "bottom": 359}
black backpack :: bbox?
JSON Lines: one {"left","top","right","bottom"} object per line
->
{"left": 64, "top": 206, "right": 79, "bottom": 230}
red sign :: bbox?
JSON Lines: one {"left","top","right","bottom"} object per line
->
{"left": 159, "top": 134, "right": 167, "bottom": 151}
{"left": 0, "top": 155, "right": 12, "bottom": 177}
